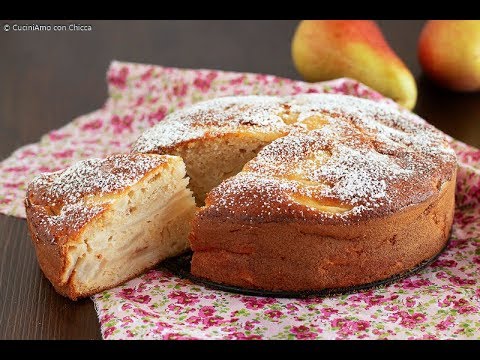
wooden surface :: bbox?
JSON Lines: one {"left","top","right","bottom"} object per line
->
{"left": 1, "top": 20, "right": 480, "bottom": 340}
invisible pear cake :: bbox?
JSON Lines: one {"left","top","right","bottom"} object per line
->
{"left": 133, "top": 94, "right": 456, "bottom": 291}
{"left": 26, "top": 93, "right": 456, "bottom": 298}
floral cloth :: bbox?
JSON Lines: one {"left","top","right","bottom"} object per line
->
{"left": 1, "top": 61, "right": 479, "bottom": 340}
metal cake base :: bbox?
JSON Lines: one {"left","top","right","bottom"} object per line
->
{"left": 162, "top": 241, "right": 448, "bottom": 299}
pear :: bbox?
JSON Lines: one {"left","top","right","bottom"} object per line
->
{"left": 292, "top": 20, "right": 417, "bottom": 110}
{"left": 418, "top": 20, "right": 480, "bottom": 92}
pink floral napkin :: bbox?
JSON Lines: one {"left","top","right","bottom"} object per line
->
{"left": 1, "top": 61, "right": 479, "bottom": 339}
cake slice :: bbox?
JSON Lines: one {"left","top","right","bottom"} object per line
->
{"left": 25, "top": 153, "right": 196, "bottom": 300}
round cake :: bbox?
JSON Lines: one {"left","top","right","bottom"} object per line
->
{"left": 133, "top": 93, "right": 457, "bottom": 291}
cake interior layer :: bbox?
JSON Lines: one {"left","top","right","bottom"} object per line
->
{"left": 62, "top": 165, "right": 196, "bottom": 297}
{"left": 170, "top": 133, "right": 280, "bottom": 204}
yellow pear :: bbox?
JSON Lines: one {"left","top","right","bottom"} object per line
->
{"left": 292, "top": 20, "right": 417, "bottom": 109}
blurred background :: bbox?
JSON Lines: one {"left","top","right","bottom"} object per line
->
{"left": 1, "top": 20, "right": 479, "bottom": 158}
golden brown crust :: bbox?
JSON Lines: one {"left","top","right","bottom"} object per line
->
{"left": 191, "top": 174, "right": 456, "bottom": 291}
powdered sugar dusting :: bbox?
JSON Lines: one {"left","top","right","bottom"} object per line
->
{"left": 132, "top": 96, "right": 286, "bottom": 152}
{"left": 194, "top": 94, "right": 457, "bottom": 222}
{"left": 26, "top": 153, "right": 170, "bottom": 242}
{"left": 30, "top": 153, "right": 168, "bottom": 204}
